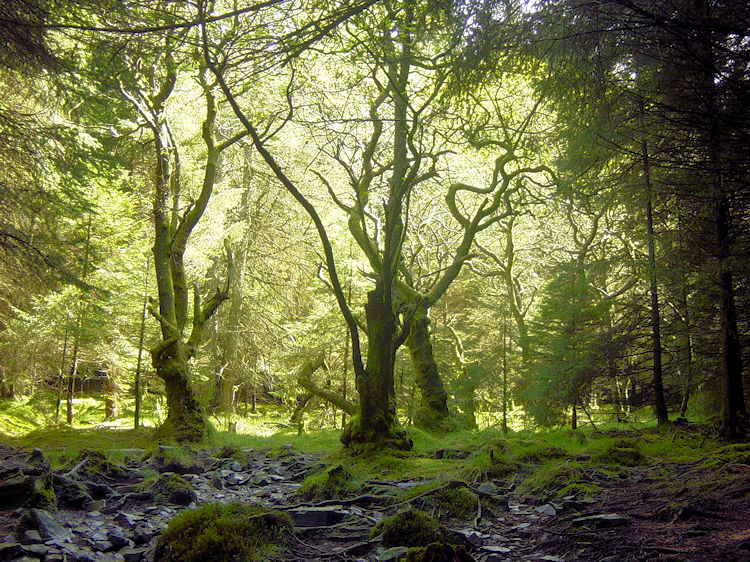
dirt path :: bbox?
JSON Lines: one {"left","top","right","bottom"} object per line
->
{"left": 1, "top": 444, "right": 748, "bottom": 561}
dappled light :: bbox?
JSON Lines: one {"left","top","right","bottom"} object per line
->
{"left": 0, "top": 0, "right": 748, "bottom": 560}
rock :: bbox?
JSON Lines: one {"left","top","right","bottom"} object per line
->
{"left": 114, "top": 512, "right": 142, "bottom": 526}
{"left": 209, "top": 473, "right": 223, "bottom": 489}
{"left": 290, "top": 507, "right": 348, "bottom": 527}
{"left": 477, "top": 482, "right": 503, "bottom": 496}
{"left": 133, "top": 526, "right": 157, "bottom": 546}
{"left": 21, "top": 543, "right": 49, "bottom": 556}
{"left": 522, "top": 556, "right": 564, "bottom": 562}
{"left": 0, "top": 470, "right": 55, "bottom": 510}
{"left": 29, "top": 509, "right": 73, "bottom": 543}
{"left": 148, "top": 473, "right": 196, "bottom": 505}
{"left": 82, "top": 499, "right": 106, "bottom": 512}
{"left": 536, "top": 504, "right": 557, "bottom": 516}
{"left": 379, "top": 546, "right": 409, "bottom": 561}
{"left": 107, "top": 529, "right": 131, "bottom": 549}
{"left": 51, "top": 475, "right": 91, "bottom": 508}
{"left": 121, "top": 546, "right": 148, "bottom": 561}
{"left": 63, "top": 546, "right": 96, "bottom": 562}
{"left": 22, "top": 530, "right": 42, "bottom": 544}
{"left": 26, "top": 449, "right": 49, "bottom": 471}
{"left": 0, "top": 542, "right": 24, "bottom": 559}
{"left": 571, "top": 513, "right": 627, "bottom": 529}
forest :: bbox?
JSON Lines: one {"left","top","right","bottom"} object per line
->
{"left": 0, "top": 0, "right": 748, "bottom": 561}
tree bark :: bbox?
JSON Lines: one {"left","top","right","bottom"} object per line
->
{"left": 297, "top": 354, "right": 357, "bottom": 416}
{"left": 406, "top": 304, "right": 449, "bottom": 429}
{"left": 134, "top": 278, "right": 148, "bottom": 430}
{"left": 151, "top": 339, "right": 206, "bottom": 442}
{"left": 341, "top": 283, "right": 411, "bottom": 449}
{"left": 642, "top": 136, "right": 669, "bottom": 426}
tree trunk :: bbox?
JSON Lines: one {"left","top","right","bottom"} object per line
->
{"left": 55, "top": 322, "right": 69, "bottom": 423}
{"left": 406, "top": 304, "right": 449, "bottom": 429}
{"left": 103, "top": 365, "right": 120, "bottom": 420}
{"left": 341, "top": 283, "right": 411, "bottom": 449}
{"left": 151, "top": 340, "right": 207, "bottom": 442}
{"left": 134, "top": 284, "right": 148, "bottom": 430}
{"left": 501, "top": 320, "right": 509, "bottom": 435}
{"left": 66, "top": 354, "right": 77, "bottom": 425}
{"left": 642, "top": 133, "right": 669, "bottom": 426}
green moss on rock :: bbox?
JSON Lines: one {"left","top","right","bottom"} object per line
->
{"left": 371, "top": 509, "right": 442, "bottom": 547}
{"left": 298, "top": 464, "right": 359, "bottom": 501}
{"left": 148, "top": 473, "right": 196, "bottom": 505}
{"left": 411, "top": 485, "right": 478, "bottom": 521}
{"left": 154, "top": 502, "right": 291, "bottom": 562}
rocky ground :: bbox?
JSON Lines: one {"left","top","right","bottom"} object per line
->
{"left": 0, "top": 442, "right": 748, "bottom": 561}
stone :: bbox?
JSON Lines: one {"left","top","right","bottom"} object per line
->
{"left": 52, "top": 475, "right": 91, "bottom": 508}
{"left": 133, "top": 527, "right": 156, "bottom": 546}
{"left": 121, "top": 546, "right": 147, "bottom": 562}
{"left": 29, "top": 509, "right": 73, "bottom": 543}
{"left": 114, "top": 512, "right": 141, "bottom": 526}
{"left": 82, "top": 499, "right": 106, "bottom": 512}
{"left": 477, "top": 482, "right": 503, "bottom": 496}
{"left": 290, "top": 507, "right": 348, "bottom": 527}
{"left": 536, "top": 504, "right": 557, "bottom": 516}
{"left": 0, "top": 543, "right": 24, "bottom": 559}
{"left": 483, "top": 546, "right": 512, "bottom": 553}
{"left": 379, "top": 546, "right": 409, "bottom": 561}
{"left": 22, "top": 530, "right": 42, "bottom": 544}
{"left": 571, "top": 513, "right": 627, "bottom": 529}
{"left": 21, "top": 543, "right": 49, "bottom": 556}
{"left": 107, "top": 530, "right": 131, "bottom": 549}
{"left": 209, "top": 473, "right": 223, "bottom": 489}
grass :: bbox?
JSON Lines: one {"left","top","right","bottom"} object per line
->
{"left": 1, "top": 392, "right": 738, "bottom": 500}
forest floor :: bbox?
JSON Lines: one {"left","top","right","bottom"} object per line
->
{"left": 1, "top": 421, "right": 749, "bottom": 561}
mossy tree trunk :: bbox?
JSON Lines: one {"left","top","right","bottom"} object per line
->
{"left": 406, "top": 304, "right": 449, "bottom": 428}
{"left": 121, "top": 46, "right": 242, "bottom": 442}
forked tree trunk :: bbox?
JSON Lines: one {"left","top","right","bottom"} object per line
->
{"left": 341, "top": 283, "right": 411, "bottom": 449}
{"left": 406, "top": 305, "right": 449, "bottom": 429}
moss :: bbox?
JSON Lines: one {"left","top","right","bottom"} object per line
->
{"left": 67, "top": 449, "right": 125, "bottom": 478}
{"left": 152, "top": 447, "right": 202, "bottom": 474}
{"left": 32, "top": 474, "right": 57, "bottom": 510}
{"left": 594, "top": 439, "right": 647, "bottom": 467}
{"left": 215, "top": 445, "right": 244, "bottom": 463}
{"left": 371, "top": 509, "right": 442, "bottom": 547}
{"left": 340, "top": 414, "right": 413, "bottom": 451}
{"left": 409, "top": 485, "right": 478, "bottom": 521}
{"left": 412, "top": 407, "right": 463, "bottom": 434}
{"left": 146, "top": 473, "right": 196, "bottom": 505}
{"left": 154, "top": 502, "right": 291, "bottom": 562}
{"left": 517, "top": 444, "right": 568, "bottom": 463}
{"left": 404, "top": 542, "right": 475, "bottom": 562}
{"left": 702, "top": 443, "right": 750, "bottom": 467}
{"left": 460, "top": 445, "right": 519, "bottom": 482}
{"left": 297, "top": 464, "right": 360, "bottom": 501}
{"left": 516, "top": 460, "right": 597, "bottom": 502}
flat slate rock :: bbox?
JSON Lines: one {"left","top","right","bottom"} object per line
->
{"left": 571, "top": 513, "right": 627, "bottom": 528}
